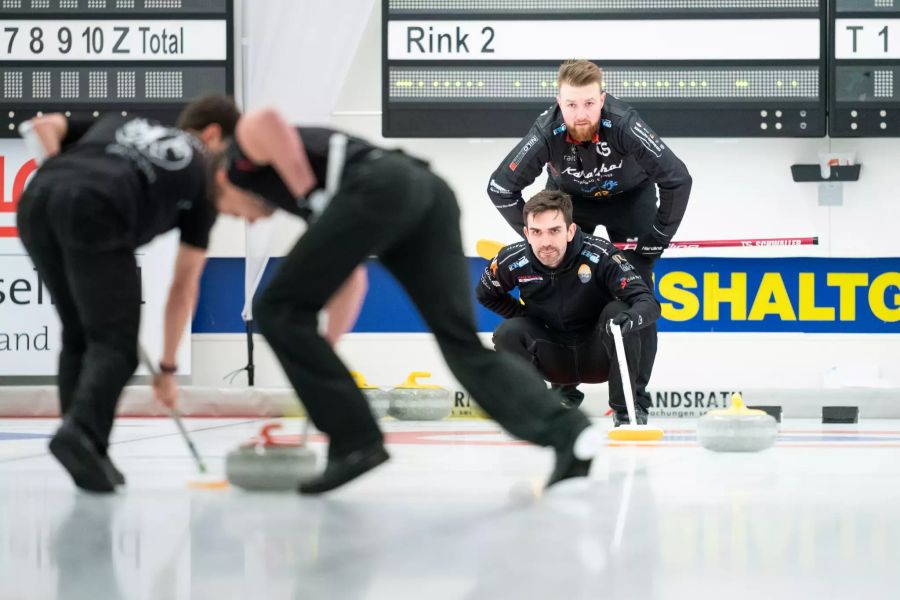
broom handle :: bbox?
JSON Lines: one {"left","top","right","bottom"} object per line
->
{"left": 616, "top": 236, "right": 818, "bottom": 250}
{"left": 611, "top": 322, "right": 637, "bottom": 425}
{"left": 138, "top": 344, "right": 208, "bottom": 474}
{"left": 476, "top": 236, "right": 817, "bottom": 260}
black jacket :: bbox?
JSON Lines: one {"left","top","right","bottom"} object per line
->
{"left": 476, "top": 228, "right": 661, "bottom": 335}
{"left": 487, "top": 94, "right": 692, "bottom": 238}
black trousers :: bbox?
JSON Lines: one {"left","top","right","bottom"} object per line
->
{"left": 551, "top": 182, "right": 659, "bottom": 408}
{"left": 254, "top": 152, "right": 589, "bottom": 457}
{"left": 17, "top": 183, "right": 140, "bottom": 453}
{"left": 492, "top": 301, "right": 645, "bottom": 413}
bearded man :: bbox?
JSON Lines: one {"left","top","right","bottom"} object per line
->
{"left": 485, "top": 59, "right": 691, "bottom": 419}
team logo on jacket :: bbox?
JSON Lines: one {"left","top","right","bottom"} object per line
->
{"left": 113, "top": 118, "right": 194, "bottom": 170}
{"left": 601, "top": 179, "right": 619, "bottom": 191}
{"left": 612, "top": 253, "right": 634, "bottom": 272}
{"left": 509, "top": 256, "right": 529, "bottom": 271}
{"left": 578, "top": 264, "right": 592, "bottom": 283}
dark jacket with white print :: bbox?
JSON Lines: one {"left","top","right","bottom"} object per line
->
{"left": 487, "top": 94, "right": 691, "bottom": 240}
{"left": 475, "top": 227, "right": 661, "bottom": 334}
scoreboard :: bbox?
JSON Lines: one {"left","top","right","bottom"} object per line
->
{"left": 383, "top": 0, "right": 827, "bottom": 137}
{"left": 0, "top": 0, "right": 234, "bottom": 137}
{"left": 831, "top": 0, "right": 899, "bottom": 136}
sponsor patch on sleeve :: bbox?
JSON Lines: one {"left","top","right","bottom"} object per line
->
{"left": 611, "top": 253, "right": 635, "bottom": 272}
{"left": 629, "top": 120, "right": 664, "bottom": 158}
{"left": 508, "top": 135, "right": 539, "bottom": 171}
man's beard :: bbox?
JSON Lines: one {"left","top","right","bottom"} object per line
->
{"left": 538, "top": 245, "right": 563, "bottom": 267}
{"left": 567, "top": 119, "right": 598, "bottom": 142}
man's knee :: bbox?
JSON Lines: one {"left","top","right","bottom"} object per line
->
{"left": 492, "top": 318, "right": 530, "bottom": 352}
{"left": 254, "top": 291, "right": 315, "bottom": 338}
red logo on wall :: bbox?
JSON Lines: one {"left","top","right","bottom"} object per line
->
{"left": 0, "top": 156, "right": 38, "bottom": 238}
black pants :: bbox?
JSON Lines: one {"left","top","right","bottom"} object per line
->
{"left": 254, "top": 152, "right": 589, "bottom": 457}
{"left": 553, "top": 183, "right": 659, "bottom": 409}
{"left": 17, "top": 183, "right": 140, "bottom": 453}
{"left": 492, "top": 301, "right": 644, "bottom": 413}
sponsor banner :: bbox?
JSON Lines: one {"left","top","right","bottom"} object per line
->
{"left": 193, "top": 256, "right": 900, "bottom": 335}
{"left": 449, "top": 390, "right": 489, "bottom": 420}
{"left": 647, "top": 389, "right": 743, "bottom": 419}
{"left": 657, "top": 257, "right": 900, "bottom": 333}
{"left": 0, "top": 140, "right": 187, "bottom": 376}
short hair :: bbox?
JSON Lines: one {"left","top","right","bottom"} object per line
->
{"left": 523, "top": 190, "right": 574, "bottom": 227}
{"left": 176, "top": 94, "right": 241, "bottom": 137}
{"left": 557, "top": 59, "right": 604, "bottom": 91}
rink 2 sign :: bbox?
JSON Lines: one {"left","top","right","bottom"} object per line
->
{"left": 655, "top": 258, "right": 900, "bottom": 333}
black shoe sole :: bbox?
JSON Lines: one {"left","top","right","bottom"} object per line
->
{"left": 299, "top": 446, "right": 389, "bottom": 495}
{"left": 49, "top": 427, "right": 116, "bottom": 493}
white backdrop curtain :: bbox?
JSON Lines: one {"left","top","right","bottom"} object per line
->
{"left": 239, "top": 0, "right": 376, "bottom": 322}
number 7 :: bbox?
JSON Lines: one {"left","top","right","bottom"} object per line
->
{"left": 4, "top": 27, "right": 18, "bottom": 54}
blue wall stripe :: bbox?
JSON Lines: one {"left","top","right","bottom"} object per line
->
{"left": 193, "top": 257, "right": 900, "bottom": 334}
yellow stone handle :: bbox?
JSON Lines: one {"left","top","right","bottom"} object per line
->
{"left": 400, "top": 371, "right": 441, "bottom": 389}
{"left": 706, "top": 393, "right": 768, "bottom": 417}
{"left": 350, "top": 371, "right": 371, "bottom": 388}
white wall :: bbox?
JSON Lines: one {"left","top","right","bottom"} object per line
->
{"left": 193, "top": 3, "right": 900, "bottom": 413}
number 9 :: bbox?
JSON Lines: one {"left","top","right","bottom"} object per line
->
{"left": 58, "top": 27, "right": 71, "bottom": 54}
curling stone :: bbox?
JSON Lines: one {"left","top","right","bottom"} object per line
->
{"left": 388, "top": 371, "right": 452, "bottom": 421}
{"left": 697, "top": 393, "right": 778, "bottom": 452}
{"left": 351, "top": 371, "right": 391, "bottom": 419}
{"left": 226, "top": 423, "right": 317, "bottom": 491}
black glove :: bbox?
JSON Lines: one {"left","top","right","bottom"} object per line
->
{"left": 606, "top": 311, "right": 636, "bottom": 336}
{"left": 632, "top": 230, "right": 669, "bottom": 258}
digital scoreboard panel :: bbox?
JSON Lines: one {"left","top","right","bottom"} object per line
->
{"left": 383, "top": 0, "right": 827, "bottom": 137}
{"left": 831, "top": 0, "right": 899, "bottom": 136}
{"left": 0, "top": 0, "right": 233, "bottom": 137}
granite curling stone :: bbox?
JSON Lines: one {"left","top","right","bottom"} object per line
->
{"left": 352, "top": 371, "right": 391, "bottom": 419}
{"left": 697, "top": 393, "right": 778, "bottom": 452}
{"left": 388, "top": 371, "right": 452, "bottom": 421}
{"left": 226, "top": 423, "right": 317, "bottom": 490}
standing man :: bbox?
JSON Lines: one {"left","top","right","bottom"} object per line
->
{"left": 17, "top": 98, "right": 239, "bottom": 492}
{"left": 181, "top": 96, "right": 601, "bottom": 494}
{"left": 477, "top": 190, "right": 660, "bottom": 424}
{"left": 487, "top": 59, "right": 691, "bottom": 421}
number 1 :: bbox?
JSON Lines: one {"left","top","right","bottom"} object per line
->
{"left": 879, "top": 26, "right": 888, "bottom": 53}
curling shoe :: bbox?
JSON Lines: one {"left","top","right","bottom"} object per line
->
{"left": 299, "top": 442, "right": 389, "bottom": 495}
